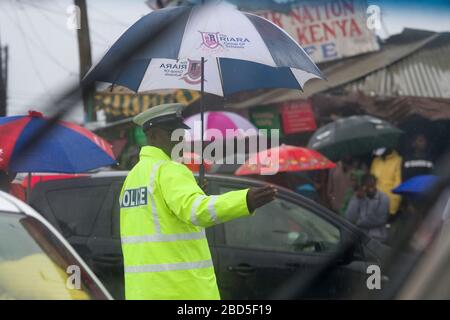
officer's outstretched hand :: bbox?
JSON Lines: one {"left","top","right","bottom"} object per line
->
{"left": 247, "top": 185, "right": 278, "bottom": 212}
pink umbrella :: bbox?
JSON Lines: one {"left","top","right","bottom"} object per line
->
{"left": 184, "top": 111, "right": 257, "bottom": 142}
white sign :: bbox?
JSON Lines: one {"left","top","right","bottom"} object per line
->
{"left": 257, "top": 0, "right": 380, "bottom": 63}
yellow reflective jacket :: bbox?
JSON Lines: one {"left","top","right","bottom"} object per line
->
{"left": 120, "top": 146, "right": 250, "bottom": 300}
{"left": 370, "top": 151, "right": 402, "bottom": 215}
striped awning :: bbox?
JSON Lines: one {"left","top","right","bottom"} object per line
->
{"left": 94, "top": 90, "right": 200, "bottom": 121}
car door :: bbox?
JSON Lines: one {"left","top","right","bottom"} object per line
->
{"left": 34, "top": 181, "right": 109, "bottom": 257}
{"left": 86, "top": 178, "right": 125, "bottom": 300}
{"left": 209, "top": 180, "right": 369, "bottom": 299}
{"left": 31, "top": 178, "right": 124, "bottom": 299}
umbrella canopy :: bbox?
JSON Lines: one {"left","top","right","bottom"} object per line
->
{"left": 235, "top": 144, "right": 335, "bottom": 175}
{"left": 83, "top": 1, "right": 323, "bottom": 184}
{"left": 83, "top": 1, "right": 323, "bottom": 95}
{"left": 307, "top": 115, "right": 403, "bottom": 161}
{"left": 392, "top": 175, "right": 440, "bottom": 198}
{"left": 89, "top": 57, "right": 320, "bottom": 97}
{"left": 0, "top": 111, "right": 117, "bottom": 173}
{"left": 157, "top": 0, "right": 303, "bottom": 14}
{"left": 184, "top": 111, "right": 257, "bottom": 141}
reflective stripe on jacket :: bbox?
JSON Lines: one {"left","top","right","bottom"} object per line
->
{"left": 120, "top": 146, "right": 250, "bottom": 300}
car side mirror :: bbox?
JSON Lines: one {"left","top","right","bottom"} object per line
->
{"left": 336, "top": 241, "right": 362, "bottom": 265}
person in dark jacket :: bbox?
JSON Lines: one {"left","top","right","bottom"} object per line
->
{"left": 403, "top": 133, "right": 434, "bottom": 181}
{"left": 346, "top": 174, "right": 390, "bottom": 242}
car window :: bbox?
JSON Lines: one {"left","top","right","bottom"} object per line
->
{"left": 0, "top": 212, "right": 106, "bottom": 300}
{"left": 220, "top": 186, "right": 341, "bottom": 254}
{"left": 46, "top": 186, "right": 110, "bottom": 237}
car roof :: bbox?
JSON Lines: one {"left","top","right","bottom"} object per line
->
{"left": 0, "top": 190, "right": 41, "bottom": 215}
{"left": 87, "top": 170, "right": 278, "bottom": 186}
{"left": 15, "top": 170, "right": 280, "bottom": 190}
{"left": 29, "top": 170, "right": 368, "bottom": 245}
{"left": 29, "top": 169, "right": 315, "bottom": 209}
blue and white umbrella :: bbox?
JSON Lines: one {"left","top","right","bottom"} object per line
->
{"left": 90, "top": 57, "right": 320, "bottom": 97}
{"left": 148, "top": 0, "right": 302, "bottom": 14}
{"left": 84, "top": 1, "right": 323, "bottom": 182}
{"left": 84, "top": 1, "right": 323, "bottom": 96}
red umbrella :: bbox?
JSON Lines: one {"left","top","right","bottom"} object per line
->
{"left": 235, "top": 144, "right": 336, "bottom": 176}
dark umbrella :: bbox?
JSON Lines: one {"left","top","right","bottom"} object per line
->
{"left": 307, "top": 115, "right": 403, "bottom": 161}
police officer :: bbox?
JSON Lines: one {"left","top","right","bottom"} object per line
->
{"left": 120, "top": 103, "right": 277, "bottom": 300}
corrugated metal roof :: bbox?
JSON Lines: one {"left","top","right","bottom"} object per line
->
{"left": 344, "top": 42, "right": 450, "bottom": 98}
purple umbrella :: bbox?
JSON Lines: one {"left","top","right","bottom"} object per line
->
{"left": 184, "top": 111, "right": 258, "bottom": 142}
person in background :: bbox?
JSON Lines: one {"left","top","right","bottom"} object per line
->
{"left": 290, "top": 172, "right": 320, "bottom": 202}
{"left": 370, "top": 148, "right": 402, "bottom": 216}
{"left": 403, "top": 133, "right": 434, "bottom": 181}
{"left": 327, "top": 156, "right": 354, "bottom": 213}
{"left": 346, "top": 174, "right": 390, "bottom": 243}
{"left": 339, "top": 169, "right": 365, "bottom": 217}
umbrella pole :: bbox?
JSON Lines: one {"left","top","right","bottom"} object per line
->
{"left": 26, "top": 172, "right": 31, "bottom": 203}
{"left": 199, "top": 57, "right": 205, "bottom": 187}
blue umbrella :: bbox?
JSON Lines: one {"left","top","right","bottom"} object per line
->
{"left": 0, "top": 111, "right": 117, "bottom": 173}
{"left": 392, "top": 175, "right": 440, "bottom": 198}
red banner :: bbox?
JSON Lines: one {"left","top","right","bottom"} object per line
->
{"left": 280, "top": 100, "right": 317, "bottom": 134}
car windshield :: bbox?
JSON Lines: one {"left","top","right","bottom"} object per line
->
{"left": 0, "top": 212, "right": 101, "bottom": 300}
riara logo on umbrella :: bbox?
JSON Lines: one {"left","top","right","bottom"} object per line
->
{"left": 180, "top": 59, "right": 204, "bottom": 85}
{"left": 199, "top": 31, "right": 250, "bottom": 51}
{"left": 159, "top": 59, "right": 205, "bottom": 85}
